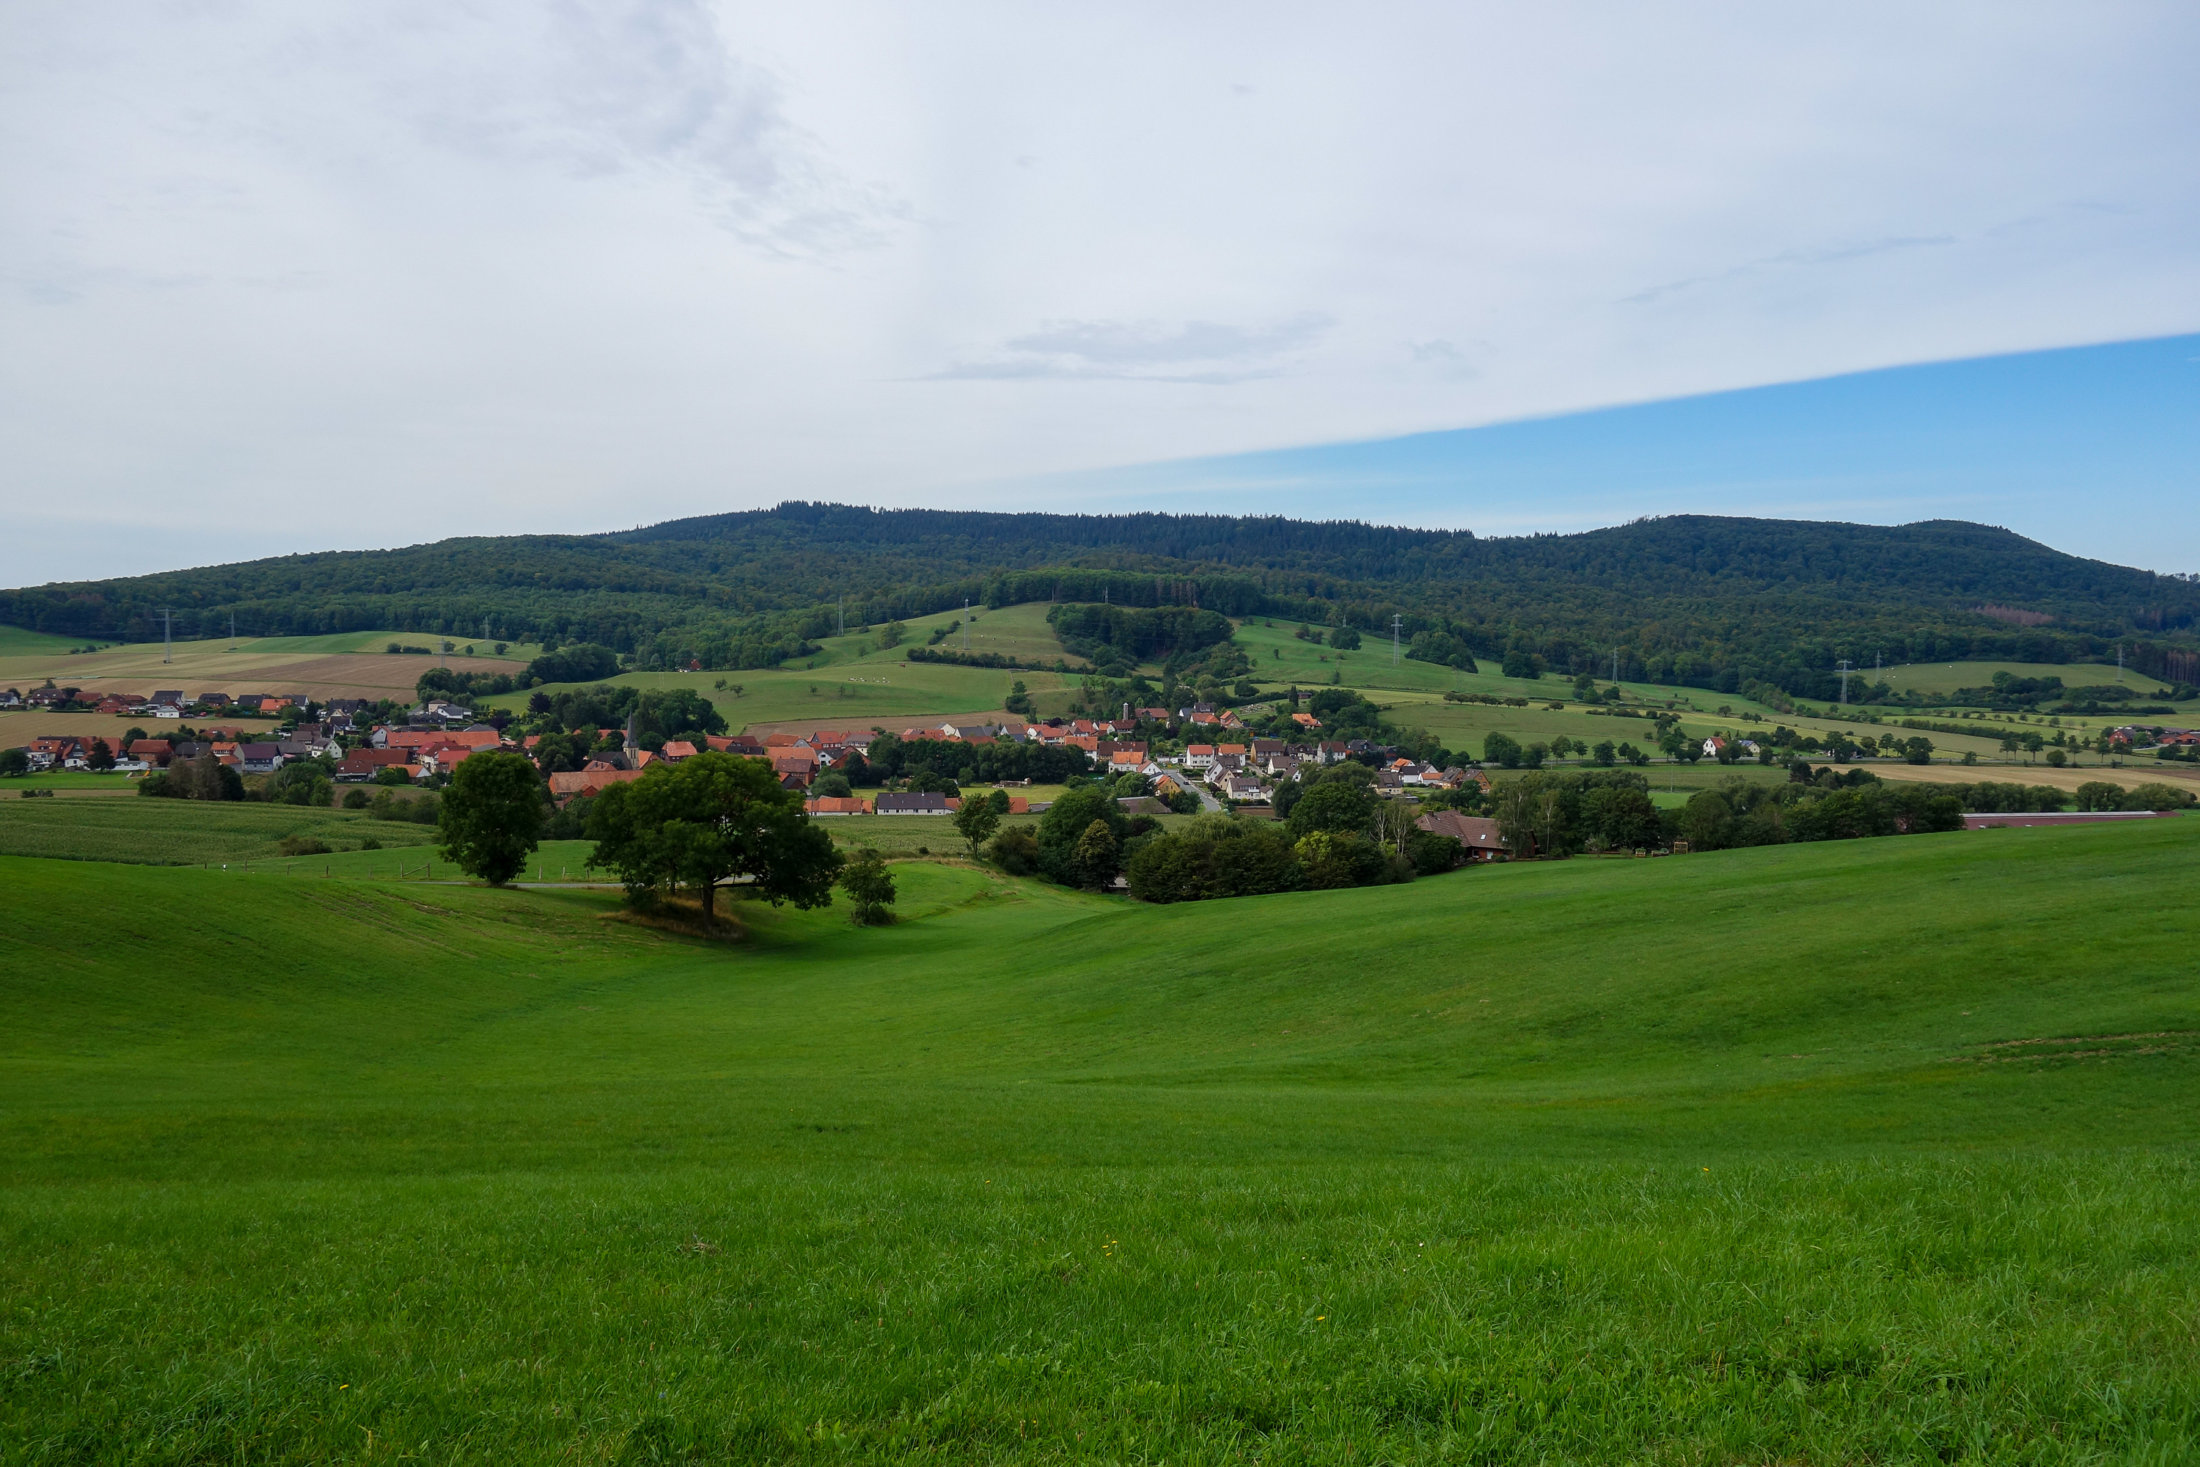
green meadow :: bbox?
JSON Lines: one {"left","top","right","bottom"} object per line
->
{"left": 495, "top": 607, "right": 2192, "bottom": 766}
{"left": 1872, "top": 659, "right": 2187, "bottom": 699}
{"left": 0, "top": 625, "right": 97, "bottom": 656}
{"left": 2, "top": 815, "right": 2197, "bottom": 1462}
{"left": 0, "top": 797, "right": 437, "bottom": 865}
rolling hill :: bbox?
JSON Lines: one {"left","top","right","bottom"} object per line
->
{"left": 4, "top": 506, "right": 2197, "bottom": 701}
{"left": 1, "top": 820, "right": 2196, "bottom": 1459}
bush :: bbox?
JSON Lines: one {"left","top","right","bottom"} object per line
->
{"left": 2074, "top": 781, "right": 2126, "bottom": 812}
{"left": 2124, "top": 783, "right": 2197, "bottom": 811}
{"left": 988, "top": 827, "right": 1040, "bottom": 875}
{"left": 1126, "top": 817, "right": 1302, "bottom": 902}
{"left": 276, "top": 835, "right": 331, "bottom": 858}
{"left": 342, "top": 789, "right": 370, "bottom": 809}
{"left": 839, "top": 847, "right": 897, "bottom": 925}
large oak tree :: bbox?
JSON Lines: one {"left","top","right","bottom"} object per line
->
{"left": 586, "top": 752, "right": 840, "bottom": 918}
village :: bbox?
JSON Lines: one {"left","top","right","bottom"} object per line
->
{"left": 2, "top": 681, "right": 1529, "bottom": 859}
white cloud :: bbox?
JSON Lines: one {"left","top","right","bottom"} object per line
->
{"left": 933, "top": 313, "right": 1332, "bottom": 381}
{"left": 1, "top": 2, "right": 2197, "bottom": 583}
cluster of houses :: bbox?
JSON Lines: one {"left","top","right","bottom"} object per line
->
{"left": 0, "top": 686, "right": 343, "bottom": 720}
{"left": 7, "top": 690, "right": 1509, "bottom": 853}
{"left": 2107, "top": 724, "right": 2199, "bottom": 749}
{"left": 20, "top": 726, "right": 341, "bottom": 774}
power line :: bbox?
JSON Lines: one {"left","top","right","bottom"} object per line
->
{"left": 159, "top": 609, "right": 173, "bottom": 664}
{"left": 1391, "top": 614, "right": 1403, "bottom": 666}
{"left": 1835, "top": 659, "right": 1854, "bottom": 707}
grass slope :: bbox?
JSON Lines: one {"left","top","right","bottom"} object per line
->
{"left": 0, "top": 624, "right": 97, "bottom": 655}
{"left": 1, "top": 822, "right": 2197, "bottom": 1460}
{"left": 0, "top": 798, "right": 436, "bottom": 864}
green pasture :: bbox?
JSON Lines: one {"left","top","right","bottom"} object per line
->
{"left": 807, "top": 601, "right": 1076, "bottom": 669}
{"left": 2, "top": 818, "right": 2198, "bottom": 1460}
{"left": 249, "top": 837, "right": 600, "bottom": 882}
{"left": 0, "top": 623, "right": 98, "bottom": 655}
{"left": 0, "top": 797, "right": 437, "bottom": 865}
{"left": 3, "top": 771, "right": 141, "bottom": 793}
{"left": 495, "top": 620, "right": 1063, "bottom": 732}
{"left": 1874, "top": 658, "right": 2187, "bottom": 699}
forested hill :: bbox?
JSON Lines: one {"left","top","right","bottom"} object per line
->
{"left": 5, "top": 505, "right": 2196, "bottom": 697}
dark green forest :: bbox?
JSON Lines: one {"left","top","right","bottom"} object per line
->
{"left": 5, "top": 504, "right": 2196, "bottom": 698}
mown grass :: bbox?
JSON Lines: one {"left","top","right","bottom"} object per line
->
{"left": 0, "top": 798, "right": 436, "bottom": 864}
{"left": 2, "top": 815, "right": 2195, "bottom": 1460}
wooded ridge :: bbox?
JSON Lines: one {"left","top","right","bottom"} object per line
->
{"left": 4, "top": 505, "right": 2195, "bottom": 697}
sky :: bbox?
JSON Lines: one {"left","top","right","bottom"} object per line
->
{"left": 3, "top": 2, "right": 2197, "bottom": 587}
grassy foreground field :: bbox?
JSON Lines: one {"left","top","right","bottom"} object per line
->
{"left": 3, "top": 822, "right": 2198, "bottom": 1462}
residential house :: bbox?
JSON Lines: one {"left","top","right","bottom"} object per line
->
{"left": 337, "top": 748, "right": 413, "bottom": 781}
{"left": 547, "top": 768, "right": 646, "bottom": 803}
{"left": 1701, "top": 736, "right": 1728, "bottom": 759}
{"left": 236, "top": 742, "right": 285, "bottom": 774}
{"left": 803, "top": 795, "right": 872, "bottom": 816}
{"left": 127, "top": 738, "right": 175, "bottom": 767}
{"left": 874, "top": 791, "right": 954, "bottom": 815}
{"left": 151, "top": 690, "right": 185, "bottom": 710}
{"left": 1415, "top": 810, "right": 1508, "bottom": 862}
{"left": 1291, "top": 712, "right": 1322, "bottom": 729}
{"left": 279, "top": 733, "right": 338, "bottom": 762}
{"left": 27, "top": 736, "right": 81, "bottom": 770}
{"left": 0, "top": 688, "right": 20, "bottom": 709}
{"left": 416, "top": 744, "right": 483, "bottom": 777}
{"left": 660, "top": 740, "right": 699, "bottom": 761}
{"left": 1217, "top": 774, "right": 1267, "bottom": 802}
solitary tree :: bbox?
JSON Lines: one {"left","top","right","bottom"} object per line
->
{"left": 953, "top": 789, "right": 1005, "bottom": 857}
{"left": 587, "top": 751, "right": 839, "bottom": 918}
{"left": 1072, "top": 819, "right": 1120, "bottom": 889}
{"left": 839, "top": 846, "right": 897, "bottom": 925}
{"left": 438, "top": 750, "right": 545, "bottom": 885}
